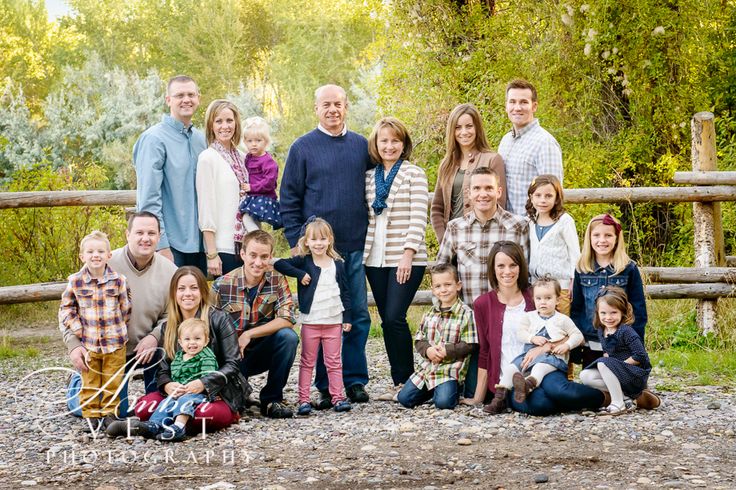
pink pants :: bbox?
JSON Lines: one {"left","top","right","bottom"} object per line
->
{"left": 134, "top": 392, "right": 239, "bottom": 434}
{"left": 299, "top": 323, "right": 346, "bottom": 404}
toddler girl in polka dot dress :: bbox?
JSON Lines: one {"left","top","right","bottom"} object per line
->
{"left": 238, "top": 117, "right": 282, "bottom": 231}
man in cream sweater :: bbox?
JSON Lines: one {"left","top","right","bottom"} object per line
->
{"left": 62, "top": 211, "right": 178, "bottom": 418}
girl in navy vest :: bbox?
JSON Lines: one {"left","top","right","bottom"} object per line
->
{"left": 273, "top": 217, "right": 352, "bottom": 415}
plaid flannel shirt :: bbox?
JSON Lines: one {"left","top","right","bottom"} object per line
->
{"left": 436, "top": 209, "right": 530, "bottom": 304}
{"left": 58, "top": 265, "right": 131, "bottom": 354}
{"left": 409, "top": 298, "right": 478, "bottom": 390}
{"left": 498, "top": 119, "right": 563, "bottom": 215}
{"left": 212, "top": 267, "right": 296, "bottom": 335}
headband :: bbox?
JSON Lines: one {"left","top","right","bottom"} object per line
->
{"left": 299, "top": 215, "right": 318, "bottom": 238}
{"left": 596, "top": 214, "right": 622, "bottom": 235}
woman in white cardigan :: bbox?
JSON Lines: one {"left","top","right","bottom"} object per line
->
{"left": 196, "top": 100, "right": 248, "bottom": 277}
{"left": 363, "top": 117, "right": 429, "bottom": 401}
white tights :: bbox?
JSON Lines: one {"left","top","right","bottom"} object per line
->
{"left": 499, "top": 362, "right": 557, "bottom": 389}
{"left": 242, "top": 214, "right": 262, "bottom": 232}
{"left": 580, "top": 364, "right": 624, "bottom": 408}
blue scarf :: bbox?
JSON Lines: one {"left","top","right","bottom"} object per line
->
{"left": 372, "top": 160, "right": 403, "bottom": 215}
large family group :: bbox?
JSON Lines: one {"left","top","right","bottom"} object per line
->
{"left": 58, "top": 76, "right": 661, "bottom": 443}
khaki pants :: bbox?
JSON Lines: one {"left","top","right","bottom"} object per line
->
{"left": 557, "top": 288, "right": 571, "bottom": 316}
{"left": 80, "top": 347, "right": 126, "bottom": 418}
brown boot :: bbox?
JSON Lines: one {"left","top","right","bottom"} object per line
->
{"left": 483, "top": 386, "right": 507, "bottom": 415}
{"left": 635, "top": 389, "right": 661, "bottom": 410}
{"left": 601, "top": 390, "right": 611, "bottom": 408}
{"left": 512, "top": 373, "right": 538, "bottom": 403}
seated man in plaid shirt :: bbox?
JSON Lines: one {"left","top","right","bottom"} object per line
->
{"left": 213, "top": 230, "right": 298, "bottom": 419}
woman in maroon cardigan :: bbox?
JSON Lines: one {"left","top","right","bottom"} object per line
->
{"left": 465, "top": 241, "right": 606, "bottom": 415}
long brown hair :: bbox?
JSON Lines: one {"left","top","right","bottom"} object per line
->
{"left": 163, "top": 266, "right": 212, "bottom": 359}
{"left": 525, "top": 174, "right": 565, "bottom": 221}
{"left": 436, "top": 104, "right": 492, "bottom": 192}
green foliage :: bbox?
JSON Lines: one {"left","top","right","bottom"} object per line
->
{"left": 377, "top": 0, "right": 735, "bottom": 266}
{"left": 0, "top": 163, "right": 126, "bottom": 286}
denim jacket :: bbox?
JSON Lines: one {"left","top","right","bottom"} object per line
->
{"left": 570, "top": 260, "right": 647, "bottom": 342}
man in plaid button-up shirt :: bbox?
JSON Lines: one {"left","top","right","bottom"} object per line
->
{"left": 213, "top": 230, "right": 298, "bottom": 418}
{"left": 436, "top": 167, "right": 529, "bottom": 304}
{"left": 498, "top": 79, "right": 563, "bottom": 216}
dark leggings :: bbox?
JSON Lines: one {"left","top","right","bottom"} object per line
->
{"left": 366, "top": 265, "right": 425, "bottom": 386}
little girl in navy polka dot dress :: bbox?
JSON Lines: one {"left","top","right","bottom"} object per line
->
{"left": 238, "top": 117, "right": 282, "bottom": 231}
{"left": 580, "top": 286, "right": 652, "bottom": 415}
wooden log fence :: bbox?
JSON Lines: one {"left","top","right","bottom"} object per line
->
{"left": 0, "top": 112, "right": 732, "bottom": 334}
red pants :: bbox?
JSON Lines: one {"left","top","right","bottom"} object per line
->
{"left": 134, "top": 392, "right": 239, "bottom": 434}
{"left": 299, "top": 323, "right": 346, "bottom": 404}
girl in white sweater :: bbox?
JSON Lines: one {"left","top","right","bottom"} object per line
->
{"left": 525, "top": 174, "right": 580, "bottom": 315}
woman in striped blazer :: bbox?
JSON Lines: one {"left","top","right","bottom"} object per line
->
{"left": 363, "top": 117, "right": 429, "bottom": 401}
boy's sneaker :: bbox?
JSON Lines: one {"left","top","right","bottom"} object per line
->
{"left": 81, "top": 417, "right": 101, "bottom": 433}
{"left": 106, "top": 419, "right": 160, "bottom": 439}
{"left": 376, "top": 384, "right": 402, "bottom": 402}
{"left": 333, "top": 400, "right": 352, "bottom": 412}
{"left": 346, "top": 384, "right": 370, "bottom": 403}
{"left": 156, "top": 424, "right": 186, "bottom": 442}
{"left": 297, "top": 402, "right": 312, "bottom": 416}
{"left": 262, "top": 401, "right": 294, "bottom": 419}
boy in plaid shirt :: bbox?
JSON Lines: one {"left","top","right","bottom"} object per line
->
{"left": 397, "top": 264, "right": 477, "bottom": 410}
{"left": 59, "top": 231, "right": 131, "bottom": 429}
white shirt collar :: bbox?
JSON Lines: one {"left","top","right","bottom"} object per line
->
{"left": 317, "top": 123, "right": 347, "bottom": 137}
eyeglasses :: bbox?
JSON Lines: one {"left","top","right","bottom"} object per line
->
{"left": 169, "top": 92, "right": 199, "bottom": 100}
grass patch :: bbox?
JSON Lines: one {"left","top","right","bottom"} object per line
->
{"left": 650, "top": 348, "right": 736, "bottom": 389}
{"left": 0, "top": 336, "right": 40, "bottom": 359}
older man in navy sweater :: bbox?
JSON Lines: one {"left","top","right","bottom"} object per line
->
{"left": 280, "top": 84, "right": 372, "bottom": 408}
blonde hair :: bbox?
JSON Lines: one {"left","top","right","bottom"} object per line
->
{"left": 79, "top": 230, "right": 111, "bottom": 253}
{"left": 242, "top": 116, "right": 271, "bottom": 146}
{"left": 178, "top": 318, "right": 210, "bottom": 343}
{"left": 577, "top": 214, "right": 631, "bottom": 274}
{"left": 163, "top": 267, "right": 212, "bottom": 360}
{"left": 204, "top": 100, "right": 242, "bottom": 147}
{"left": 296, "top": 218, "right": 341, "bottom": 260}
{"left": 436, "top": 104, "right": 492, "bottom": 193}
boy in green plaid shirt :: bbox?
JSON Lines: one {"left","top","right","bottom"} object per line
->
{"left": 397, "top": 264, "right": 478, "bottom": 409}
{"left": 137, "top": 318, "right": 218, "bottom": 441}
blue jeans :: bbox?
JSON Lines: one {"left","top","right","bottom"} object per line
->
{"left": 509, "top": 370, "right": 605, "bottom": 416}
{"left": 315, "top": 250, "right": 371, "bottom": 391}
{"left": 240, "top": 328, "right": 299, "bottom": 405}
{"left": 366, "top": 265, "right": 425, "bottom": 386}
{"left": 397, "top": 379, "right": 459, "bottom": 410}
{"left": 67, "top": 350, "right": 161, "bottom": 417}
{"left": 149, "top": 393, "right": 207, "bottom": 426}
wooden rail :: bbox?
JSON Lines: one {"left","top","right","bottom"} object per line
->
{"left": 4, "top": 186, "right": 736, "bottom": 210}
{"left": 4, "top": 267, "right": 736, "bottom": 305}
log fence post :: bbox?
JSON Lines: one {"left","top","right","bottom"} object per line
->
{"left": 691, "top": 111, "right": 724, "bottom": 335}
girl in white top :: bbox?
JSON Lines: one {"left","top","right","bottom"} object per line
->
{"left": 525, "top": 174, "right": 580, "bottom": 315}
{"left": 273, "top": 218, "right": 353, "bottom": 416}
{"left": 196, "top": 100, "right": 248, "bottom": 278}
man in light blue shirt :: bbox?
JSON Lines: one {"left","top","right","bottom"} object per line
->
{"left": 133, "top": 75, "right": 207, "bottom": 272}
{"left": 498, "top": 79, "right": 563, "bottom": 216}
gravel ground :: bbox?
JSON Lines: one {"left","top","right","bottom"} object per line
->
{"left": 1, "top": 328, "right": 735, "bottom": 490}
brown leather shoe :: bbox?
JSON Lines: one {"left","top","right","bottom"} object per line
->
{"left": 483, "top": 387, "right": 507, "bottom": 415}
{"left": 635, "top": 389, "right": 661, "bottom": 410}
{"left": 512, "top": 373, "right": 538, "bottom": 403}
